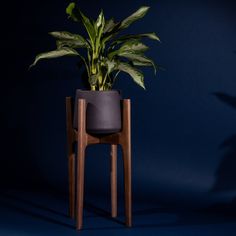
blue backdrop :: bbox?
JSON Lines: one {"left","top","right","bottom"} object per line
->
{"left": 1, "top": 0, "right": 236, "bottom": 210}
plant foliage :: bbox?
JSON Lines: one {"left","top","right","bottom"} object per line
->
{"left": 30, "top": 2, "right": 160, "bottom": 90}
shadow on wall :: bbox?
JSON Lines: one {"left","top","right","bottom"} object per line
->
{"left": 212, "top": 92, "right": 236, "bottom": 192}
{"left": 210, "top": 92, "right": 236, "bottom": 213}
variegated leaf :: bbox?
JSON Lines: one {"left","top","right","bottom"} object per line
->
{"left": 89, "top": 73, "right": 99, "bottom": 86}
{"left": 79, "top": 10, "right": 96, "bottom": 48}
{"left": 119, "top": 52, "right": 156, "bottom": 74}
{"left": 94, "top": 10, "right": 105, "bottom": 52}
{"left": 49, "top": 31, "right": 89, "bottom": 48}
{"left": 111, "top": 32, "right": 160, "bottom": 47}
{"left": 56, "top": 40, "right": 85, "bottom": 49}
{"left": 120, "top": 6, "right": 150, "bottom": 30}
{"left": 105, "top": 59, "right": 117, "bottom": 74}
{"left": 108, "top": 40, "right": 148, "bottom": 58}
{"left": 30, "top": 48, "right": 78, "bottom": 68}
{"left": 119, "top": 40, "right": 149, "bottom": 53}
{"left": 96, "top": 10, "right": 105, "bottom": 29}
{"left": 104, "top": 18, "right": 116, "bottom": 33}
{"left": 117, "top": 62, "right": 145, "bottom": 89}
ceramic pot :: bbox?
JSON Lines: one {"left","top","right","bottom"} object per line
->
{"left": 73, "top": 89, "right": 121, "bottom": 134}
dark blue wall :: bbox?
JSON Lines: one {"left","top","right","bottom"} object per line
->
{"left": 1, "top": 0, "right": 236, "bottom": 209}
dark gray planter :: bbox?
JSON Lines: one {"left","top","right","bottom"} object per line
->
{"left": 73, "top": 89, "right": 121, "bottom": 134}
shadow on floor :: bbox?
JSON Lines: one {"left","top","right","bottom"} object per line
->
{"left": 1, "top": 190, "right": 236, "bottom": 231}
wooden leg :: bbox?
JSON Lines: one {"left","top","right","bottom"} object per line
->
{"left": 122, "top": 142, "right": 132, "bottom": 227}
{"left": 66, "top": 97, "right": 75, "bottom": 218}
{"left": 76, "top": 145, "right": 86, "bottom": 230}
{"left": 120, "top": 99, "right": 132, "bottom": 227}
{"left": 76, "top": 99, "right": 87, "bottom": 230}
{"left": 111, "top": 144, "right": 117, "bottom": 218}
{"left": 69, "top": 153, "right": 75, "bottom": 218}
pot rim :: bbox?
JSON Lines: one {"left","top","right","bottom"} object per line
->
{"left": 76, "top": 89, "right": 120, "bottom": 94}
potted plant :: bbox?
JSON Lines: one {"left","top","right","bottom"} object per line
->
{"left": 30, "top": 2, "right": 160, "bottom": 133}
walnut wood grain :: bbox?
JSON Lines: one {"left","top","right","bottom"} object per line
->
{"left": 66, "top": 98, "right": 132, "bottom": 230}
{"left": 66, "top": 97, "right": 75, "bottom": 219}
{"left": 111, "top": 144, "right": 117, "bottom": 218}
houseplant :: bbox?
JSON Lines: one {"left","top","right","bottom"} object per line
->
{"left": 30, "top": 2, "right": 160, "bottom": 133}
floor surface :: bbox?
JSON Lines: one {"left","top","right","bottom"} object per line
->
{"left": 0, "top": 189, "right": 236, "bottom": 236}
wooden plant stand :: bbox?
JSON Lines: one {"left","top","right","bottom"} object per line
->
{"left": 66, "top": 97, "right": 132, "bottom": 230}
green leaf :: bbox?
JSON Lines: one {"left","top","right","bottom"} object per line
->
{"left": 29, "top": 47, "right": 78, "bottom": 68}
{"left": 49, "top": 31, "right": 89, "bottom": 48}
{"left": 89, "top": 73, "right": 99, "bottom": 86}
{"left": 119, "top": 52, "right": 157, "bottom": 74}
{"left": 94, "top": 10, "right": 105, "bottom": 53}
{"left": 95, "top": 9, "right": 105, "bottom": 30}
{"left": 119, "top": 40, "right": 149, "bottom": 53}
{"left": 66, "top": 2, "right": 75, "bottom": 16}
{"left": 49, "top": 31, "right": 82, "bottom": 40}
{"left": 104, "top": 18, "right": 116, "bottom": 33}
{"left": 111, "top": 32, "right": 160, "bottom": 48}
{"left": 120, "top": 6, "right": 150, "bottom": 30}
{"left": 108, "top": 40, "right": 148, "bottom": 58}
{"left": 66, "top": 2, "right": 80, "bottom": 22}
{"left": 56, "top": 40, "right": 85, "bottom": 49}
{"left": 132, "top": 60, "right": 153, "bottom": 67}
{"left": 105, "top": 59, "right": 117, "bottom": 74}
{"left": 101, "top": 6, "right": 151, "bottom": 45}
{"left": 79, "top": 10, "right": 96, "bottom": 48}
{"left": 117, "top": 62, "right": 145, "bottom": 89}
{"left": 120, "top": 33, "right": 160, "bottom": 41}
{"left": 132, "top": 60, "right": 158, "bottom": 75}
